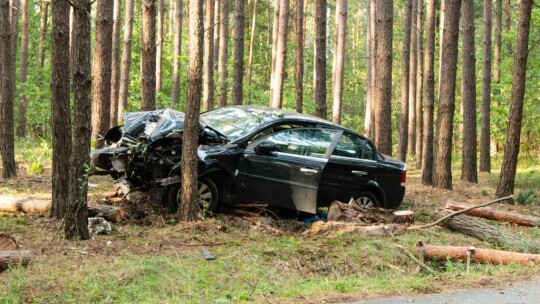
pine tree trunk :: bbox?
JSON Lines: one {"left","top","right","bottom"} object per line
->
{"left": 180, "top": 0, "right": 203, "bottom": 221}
{"left": 156, "top": 0, "right": 164, "bottom": 93}
{"left": 213, "top": 0, "right": 220, "bottom": 73}
{"left": 232, "top": 0, "right": 245, "bottom": 106}
{"left": 65, "top": 0, "right": 92, "bottom": 240}
{"left": 268, "top": 0, "right": 280, "bottom": 105}
{"left": 294, "top": 0, "right": 304, "bottom": 113}
{"left": 407, "top": 0, "right": 418, "bottom": 157}
{"left": 496, "top": 0, "right": 533, "bottom": 200}
{"left": 171, "top": 0, "right": 183, "bottom": 107}
{"left": 247, "top": 0, "right": 257, "bottom": 86}
{"left": 118, "top": 0, "right": 135, "bottom": 120}
{"left": 398, "top": 0, "right": 412, "bottom": 162}
{"left": 421, "top": 0, "right": 436, "bottom": 186}
{"left": 217, "top": 0, "right": 228, "bottom": 107}
{"left": 493, "top": 0, "right": 502, "bottom": 83}
{"left": 9, "top": 0, "right": 20, "bottom": 116}
{"left": 91, "top": 0, "right": 114, "bottom": 147}
{"left": 313, "top": 0, "right": 326, "bottom": 119}
{"left": 480, "top": 0, "right": 492, "bottom": 173}
{"left": 203, "top": 0, "right": 215, "bottom": 111}
{"left": 460, "top": 0, "right": 477, "bottom": 183}
{"left": 17, "top": 0, "right": 28, "bottom": 138}
{"left": 331, "top": 0, "right": 346, "bottom": 124}
{"left": 505, "top": 0, "right": 511, "bottom": 31}
{"left": 373, "top": 0, "right": 392, "bottom": 155}
{"left": 434, "top": 0, "right": 462, "bottom": 190}
{"left": 364, "top": 0, "right": 372, "bottom": 137}
{"left": 142, "top": 0, "right": 157, "bottom": 111}
{"left": 110, "top": 0, "right": 122, "bottom": 127}
{"left": 270, "top": 0, "right": 289, "bottom": 109}
{"left": 38, "top": 0, "right": 49, "bottom": 68}
{"left": 49, "top": 0, "right": 71, "bottom": 218}
{"left": 414, "top": 0, "right": 423, "bottom": 169}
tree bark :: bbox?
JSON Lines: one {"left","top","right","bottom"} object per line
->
{"left": 203, "top": 0, "right": 215, "bottom": 111}
{"left": 141, "top": 0, "right": 157, "bottom": 111}
{"left": 110, "top": 0, "right": 122, "bottom": 127}
{"left": 0, "top": 234, "right": 17, "bottom": 251}
{"left": 118, "top": 0, "right": 135, "bottom": 121}
{"left": 364, "top": 0, "right": 373, "bottom": 137}
{"left": 331, "top": 0, "right": 346, "bottom": 124}
{"left": 213, "top": 0, "right": 220, "bottom": 73}
{"left": 414, "top": 0, "right": 423, "bottom": 169}
{"left": 305, "top": 222, "right": 406, "bottom": 237}
{"left": 9, "top": 0, "right": 20, "bottom": 123}
{"left": 180, "top": 0, "right": 203, "bottom": 221}
{"left": 373, "top": 0, "right": 392, "bottom": 155}
{"left": 270, "top": 0, "right": 289, "bottom": 109}
{"left": 294, "top": 0, "right": 304, "bottom": 113}
{"left": 480, "top": 0, "right": 492, "bottom": 173}
{"left": 91, "top": 0, "right": 114, "bottom": 147}
{"left": 313, "top": 0, "right": 326, "bottom": 119}
{"left": 407, "top": 0, "right": 418, "bottom": 157}
{"left": 434, "top": 209, "right": 540, "bottom": 253}
{"left": 49, "top": 0, "right": 71, "bottom": 218}
{"left": 493, "top": 0, "right": 502, "bottom": 83}
{"left": 231, "top": 0, "right": 245, "bottom": 106}
{"left": 217, "top": 0, "right": 229, "bottom": 107}
{"left": 38, "top": 0, "right": 49, "bottom": 67}
{"left": 421, "top": 0, "right": 436, "bottom": 186}
{"left": 460, "top": 0, "right": 477, "bottom": 183}
{"left": 156, "top": 0, "right": 164, "bottom": 93}
{"left": 171, "top": 0, "right": 183, "bottom": 107}
{"left": 247, "top": 0, "right": 257, "bottom": 86}
{"left": 417, "top": 243, "right": 540, "bottom": 266}
{"left": 65, "top": 0, "right": 92, "bottom": 240}
{"left": 433, "top": 0, "right": 461, "bottom": 190}
{"left": 448, "top": 203, "right": 540, "bottom": 227}
{"left": 268, "top": 0, "right": 280, "bottom": 104}
{"left": 398, "top": 0, "right": 412, "bottom": 162}
{"left": 496, "top": 0, "right": 533, "bottom": 200}
{"left": 17, "top": 0, "right": 28, "bottom": 138}
{"left": 0, "top": 251, "right": 32, "bottom": 272}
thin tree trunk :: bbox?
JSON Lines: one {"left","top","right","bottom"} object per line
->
{"left": 270, "top": 0, "right": 289, "bottom": 109}
{"left": 17, "top": 0, "right": 28, "bottom": 137}
{"left": 313, "top": 0, "right": 326, "bottom": 119}
{"left": 461, "top": 0, "right": 477, "bottom": 183}
{"left": 269, "top": 0, "right": 280, "bottom": 105}
{"left": 110, "top": 0, "right": 122, "bottom": 127}
{"left": 156, "top": 0, "right": 164, "bottom": 92}
{"left": 247, "top": 0, "right": 257, "bottom": 86}
{"left": 434, "top": 0, "right": 462, "bottom": 190}
{"left": 505, "top": 0, "right": 511, "bottom": 31}
{"left": 295, "top": 0, "right": 304, "bottom": 113}
{"left": 407, "top": 0, "right": 418, "bottom": 157}
{"left": 480, "top": 0, "right": 492, "bottom": 173}
{"left": 398, "top": 0, "right": 412, "bottom": 162}
{"left": 364, "top": 0, "right": 372, "bottom": 137}
{"left": 217, "top": 0, "right": 229, "bottom": 107}
{"left": 213, "top": 0, "right": 220, "bottom": 72}
{"left": 203, "top": 0, "right": 215, "bottom": 111}
{"left": 331, "top": 0, "right": 346, "bottom": 124}
{"left": 373, "top": 0, "right": 392, "bottom": 155}
{"left": 91, "top": 0, "right": 114, "bottom": 147}
{"left": 65, "top": 0, "right": 92, "bottom": 240}
{"left": 493, "top": 0, "right": 502, "bottom": 83}
{"left": 496, "top": 0, "right": 533, "bottom": 200}
{"left": 421, "top": 0, "right": 436, "bottom": 186}
{"left": 415, "top": 0, "right": 423, "bottom": 169}
{"left": 9, "top": 0, "right": 20, "bottom": 115}
{"left": 180, "top": 0, "right": 203, "bottom": 221}
{"left": 231, "top": 0, "right": 245, "bottom": 106}
{"left": 171, "top": 0, "right": 183, "bottom": 107}
{"left": 38, "top": 0, "right": 49, "bottom": 68}
{"left": 118, "top": 0, "right": 135, "bottom": 121}
{"left": 141, "top": 0, "right": 157, "bottom": 111}
{"left": 49, "top": 0, "right": 71, "bottom": 217}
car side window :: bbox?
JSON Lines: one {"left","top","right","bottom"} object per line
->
{"left": 263, "top": 129, "right": 337, "bottom": 158}
{"left": 249, "top": 123, "right": 310, "bottom": 143}
{"left": 332, "top": 132, "right": 375, "bottom": 160}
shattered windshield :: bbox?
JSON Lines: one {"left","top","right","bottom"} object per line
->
{"left": 200, "top": 107, "right": 284, "bottom": 140}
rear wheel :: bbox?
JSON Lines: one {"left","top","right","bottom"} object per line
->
{"left": 353, "top": 191, "right": 379, "bottom": 209}
{"left": 167, "top": 177, "right": 219, "bottom": 214}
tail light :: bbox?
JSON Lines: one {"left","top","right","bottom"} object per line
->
{"left": 400, "top": 170, "right": 407, "bottom": 187}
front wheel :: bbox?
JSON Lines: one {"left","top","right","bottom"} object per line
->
{"left": 353, "top": 191, "right": 380, "bottom": 209}
{"left": 167, "top": 177, "right": 219, "bottom": 214}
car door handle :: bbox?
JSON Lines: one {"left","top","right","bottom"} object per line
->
{"left": 352, "top": 170, "right": 368, "bottom": 176}
{"left": 300, "top": 168, "right": 318, "bottom": 175}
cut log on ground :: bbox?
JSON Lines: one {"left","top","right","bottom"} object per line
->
{"left": 0, "top": 251, "right": 32, "bottom": 272}
{"left": 448, "top": 203, "right": 540, "bottom": 227}
{"left": 392, "top": 210, "right": 415, "bottom": 224}
{"left": 326, "top": 200, "right": 404, "bottom": 224}
{"left": 304, "top": 221, "right": 406, "bottom": 236}
{"left": 0, "top": 196, "right": 126, "bottom": 223}
{"left": 433, "top": 209, "right": 540, "bottom": 253}
{"left": 416, "top": 242, "right": 540, "bottom": 266}
{"left": 0, "top": 234, "right": 18, "bottom": 251}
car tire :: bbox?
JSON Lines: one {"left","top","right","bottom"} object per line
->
{"left": 353, "top": 191, "right": 379, "bottom": 209}
{"left": 167, "top": 177, "right": 219, "bottom": 214}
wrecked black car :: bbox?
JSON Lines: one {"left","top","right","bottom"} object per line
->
{"left": 91, "top": 106, "right": 406, "bottom": 214}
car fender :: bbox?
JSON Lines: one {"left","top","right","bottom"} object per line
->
{"left": 362, "top": 180, "right": 387, "bottom": 208}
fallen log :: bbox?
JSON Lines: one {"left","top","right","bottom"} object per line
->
{"left": 0, "top": 251, "right": 32, "bottom": 272}
{"left": 448, "top": 203, "right": 540, "bottom": 227}
{"left": 433, "top": 209, "right": 540, "bottom": 253}
{"left": 0, "top": 234, "right": 18, "bottom": 251}
{"left": 304, "top": 221, "right": 406, "bottom": 236}
{"left": 416, "top": 242, "right": 540, "bottom": 266}
{"left": 0, "top": 196, "right": 125, "bottom": 223}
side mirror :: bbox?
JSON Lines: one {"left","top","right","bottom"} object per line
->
{"left": 254, "top": 140, "right": 278, "bottom": 155}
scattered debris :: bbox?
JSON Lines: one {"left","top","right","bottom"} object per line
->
{"left": 88, "top": 217, "right": 112, "bottom": 235}
{"left": 395, "top": 244, "right": 435, "bottom": 274}
{"left": 0, "top": 234, "right": 32, "bottom": 272}
{"left": 87, "top": 204, "right": 126, "bottom": 223}
{"left": 447, "top": 203, "right": 540, "bottom": 227}
{"left": 202, "top": 249, "right": 216, "bottom": 261}
{"left": 304, "top": 222, "right": 406, "bottom": 236}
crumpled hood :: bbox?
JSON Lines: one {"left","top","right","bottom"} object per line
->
{"left": 122, "top": 109, "right": 186, "bottom": 142}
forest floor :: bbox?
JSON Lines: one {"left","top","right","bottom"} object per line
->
{"left": 1, "top": 156, "right": 540, "bottom": 303}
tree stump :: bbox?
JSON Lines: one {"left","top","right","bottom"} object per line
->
{"left": 0, "top": 234, "right": 18, "bottom": 251}
{"left": 392, "top": 210, "right": 415, "bottom": 224}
